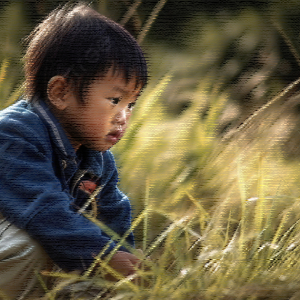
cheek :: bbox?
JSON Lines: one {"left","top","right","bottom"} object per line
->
{"left": 85, "top": 107, "right": 110, "bottom": 123}
{"left": 126, "top": 110, "right": 132, "bottom": 120}
{"left": 87, "top": 113, "right": 113, "bottom": 134}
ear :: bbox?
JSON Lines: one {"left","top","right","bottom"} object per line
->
{"left": 47, "top": 76, "right": 72, "bottom": 110}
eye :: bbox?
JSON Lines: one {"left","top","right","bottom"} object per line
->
{"left": 128, "top": 101, "right": 136, "bottom": 110}
{"left": 108, "top": 97, "right": 121, "bottom": 105}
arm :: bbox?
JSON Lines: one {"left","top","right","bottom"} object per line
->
{"left": 97, "top": 151, "right": 135, "bottom": 248}
{"left": 0, "top": 120, "right": 117, "bottom": 272}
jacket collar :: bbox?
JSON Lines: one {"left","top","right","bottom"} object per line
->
{"left": 31, "top": 100, "right": 103, "bottom": 178}
{"left": 32, "top": 100, "right": 76, "bottom": 159}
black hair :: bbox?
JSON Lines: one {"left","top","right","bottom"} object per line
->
{"left": 24, "top": 2, "right": 148, "bottom": 102}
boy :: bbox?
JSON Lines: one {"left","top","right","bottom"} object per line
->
{"left": 0, "top": 2, "right": 147, "bottom": 299}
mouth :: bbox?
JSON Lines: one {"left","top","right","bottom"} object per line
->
{"left": 106, "top": 129, "right": 124, "bottom": 144}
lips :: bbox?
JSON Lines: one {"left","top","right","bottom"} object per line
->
{"left": 106, "top": 129, "right": 124, "bottom": 144}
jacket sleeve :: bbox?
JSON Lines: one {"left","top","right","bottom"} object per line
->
{"left": 0, "top": 118, "right": 118, "bottom": 271}
{"left": 98, "top": 151, "right": 135, "bottom": 248}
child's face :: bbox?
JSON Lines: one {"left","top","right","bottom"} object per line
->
{"left": 58, "top": 69, "right": 141, "bottom": 152}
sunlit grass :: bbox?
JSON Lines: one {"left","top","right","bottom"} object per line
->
{"left": 111, "top": 72, "right": 300, "bottom": 299}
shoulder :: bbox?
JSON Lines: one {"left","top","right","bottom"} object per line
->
{"left": 102, "top": 150, "right": 116, "bottom": 162}
{"left": 0, "top": 100, "right": 45, "bottom": 130}
{"left": 102, "top": 150, "right": 119, "bottom": 172}
{"left": 0, "top": 100, "right": 50, "bottom": 151}
{"left": 95, "top": 150, "right": 119, "bottom": 182}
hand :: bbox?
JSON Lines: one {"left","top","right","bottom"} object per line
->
{"left": 106, "top": 251, "right": 140, "bottom": 280}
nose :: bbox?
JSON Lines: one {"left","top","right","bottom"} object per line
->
{"left": 114, "top": 108, "right": 127, "bottom": 125}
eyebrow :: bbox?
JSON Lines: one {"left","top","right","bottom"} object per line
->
{"left": 112, "top": 86, "right": 141, "bottom": 97}
{"left": 112, "top": 86, "right": 126, "bottom": 94}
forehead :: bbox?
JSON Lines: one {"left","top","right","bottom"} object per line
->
{"left": 95, "top": 67, "right": 142, "bottom": 93}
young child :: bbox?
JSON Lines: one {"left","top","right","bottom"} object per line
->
{"left": 0, "top": 2, "right": 147, "bottom": 299}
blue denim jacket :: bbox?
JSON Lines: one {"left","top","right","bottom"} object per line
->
{"left": 0, "top": 100, "right": 134, "bottom": 271}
